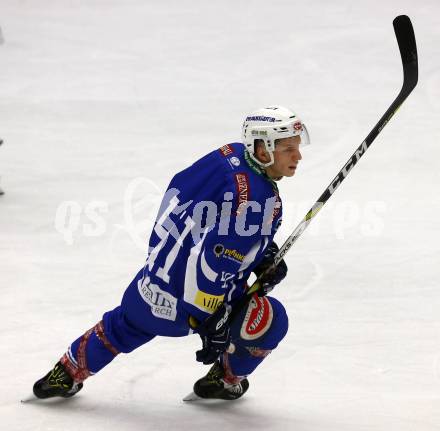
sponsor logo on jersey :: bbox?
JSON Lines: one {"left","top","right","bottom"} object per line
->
{"left": 138, "top": 276, "right": 177, "bottom": 321}
{"left": 194, "top": 290, "right": 225, "bottom": 313}
{"left": 240, "top": 296, "right": 273, "bottom": 340}
{"left": 234, "top": 173, "right": 250, "bottom": 214}
{"left": 213, "top": 243, "right": 245, "bottom": 264}
{"left": 220, "top": 271, "right": 234, "bottom": 289}
{"left": 270, "top": 190, "right": 282, "bottom": 223}
{"left": 245, "top": 115, "right": 276, "bottom": 122}
{"left": 214, "top": 243, "right": 225, "bottom": 257}
{"left": 229, "top": 156, "right": 240, "bottom": 167}
{"left": 224, "top": 248, "right": 244, "bottom": 262}
{"left": 219, "top": 144, "right": 233, "bottom": 157}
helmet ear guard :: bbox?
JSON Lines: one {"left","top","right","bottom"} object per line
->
{"left": 242, "top": 106, "right": 310, "bottom": 167}
{"left": 245, "top": 126, "right": 275, "bottom": 167}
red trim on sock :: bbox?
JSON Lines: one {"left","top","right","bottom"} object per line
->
{"left": 94, "top": 321, "right": 120, "bottom": 356}
{"left": 221, "top": 352, "right": 244, "bottom": 385}
{"left": 60, "top": 321, "right": 120, "bottom": 383}
{"left": 60, "top": 325, "right": 94, "bottom": 383}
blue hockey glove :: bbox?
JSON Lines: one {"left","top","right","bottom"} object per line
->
{"left": 195, "top": 303, "right": 232, "bottom": 365}
{"left": 253, "top": 241, "right": 288, "bottom": 296}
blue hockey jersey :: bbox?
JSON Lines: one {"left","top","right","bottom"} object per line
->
{"left": 137, "top": 143, "right": 283, "bottom": 324}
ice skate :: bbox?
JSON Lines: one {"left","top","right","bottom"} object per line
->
{"left": 33, "top": 361, "right": 83, "bottom": 399}
{"left": 185, "top": 361, "right": 249, "bottom": 401}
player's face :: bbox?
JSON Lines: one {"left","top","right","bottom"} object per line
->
{"left": 265, "top": 136, "right": 302, "bottom": 179}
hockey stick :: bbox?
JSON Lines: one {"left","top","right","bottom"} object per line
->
{"left": 232, "top": 15, "right": 418, "bottom": 316}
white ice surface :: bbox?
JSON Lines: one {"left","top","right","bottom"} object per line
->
{"left": 0, "top": 1, "right": 439, "bottom": 430}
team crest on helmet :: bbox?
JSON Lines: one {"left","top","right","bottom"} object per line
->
{"left": 293, "top": 121, "right": 303, "bottom": 131}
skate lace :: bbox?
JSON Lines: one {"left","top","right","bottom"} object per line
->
{"left": 48, "top": 365, "right": 72, "bottom": 389}
{"left": 206, "top": 364, "right": 224, "bottom": 386}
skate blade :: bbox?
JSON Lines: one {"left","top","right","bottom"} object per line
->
{"left": 21, "top": 393, "right": 37, "bottom": 403}
{"left": 183, "top": 391, "right": 202, "bottom": 402}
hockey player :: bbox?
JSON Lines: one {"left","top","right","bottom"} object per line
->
{"left": 33, "top": 106, "right": 310, "bottom": 401}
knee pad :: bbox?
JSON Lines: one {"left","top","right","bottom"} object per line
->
{"left": 231, "top": 294, "right": 289, "bottom": 350}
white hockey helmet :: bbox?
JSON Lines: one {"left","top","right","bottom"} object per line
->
{"left": 242, "top": 106, "right": 310, "bottom": 167}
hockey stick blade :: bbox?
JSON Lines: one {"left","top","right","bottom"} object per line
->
{"left": 393, "top": 15, "right": 418, "bottom": 93}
